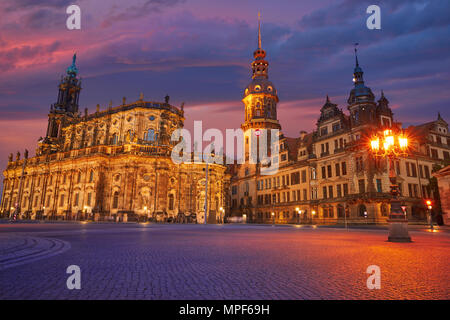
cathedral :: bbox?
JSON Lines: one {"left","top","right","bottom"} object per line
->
{"left": 0, "top": 54, "right": 229, "bottom": 223}
{"left": 1, "top": 17, "right": 449, "bottom": 225}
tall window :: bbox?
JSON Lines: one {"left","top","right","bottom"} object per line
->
{"left": 89, "top": 170, "right": 94, "bottom": 183}
{"left": 376, "top": 179, "right": 382, "bottom": 193}
{"left": 343, "top": 183, "right": 349, "bottom": 196}
{"left": 87, "top": 192, "right": 92, "bottom": 206}
{"left": 111, "top": 133, "right": 118, "bottom": 145}
{"left": 358, "top": 179, "right": 365, "bottom": 193}
{"left": 113, "top": 191, "right": 119, "bottom": 209}
{"left": 341, "top": 162, "right": 347, "bottom": 175}
{"left": 60, "top": 194, "right": 65, "bottom": 206}
{"left": 168, "top": 194, "right": 174, "bottom": 210}
{"left": 146, "top": 129, "right": 155, "bottom": 141}
{"left": 74, "top": 193, "right": 79, "bottom": 207}
{"left": 337, "top": 204, "right": 345, "bottom": 218}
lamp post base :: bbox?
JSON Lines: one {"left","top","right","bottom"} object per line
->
{"left": 387, "top": 219, "right": 411, "bottom": 242}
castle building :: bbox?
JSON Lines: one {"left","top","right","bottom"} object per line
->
{"left": 229, "top": 19, "right": 450, "bottom": 224}
{"left": 1, "top": 54, "right": 229, "bottom": 223}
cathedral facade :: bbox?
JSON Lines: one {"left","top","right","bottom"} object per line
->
{"left": 0, "top": 55, "right": 229, "bottom": 223}
{"left": 229, "top": 20, "right": 450, "bottom": 224}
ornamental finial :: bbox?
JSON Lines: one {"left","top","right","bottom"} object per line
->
{"left": 258, "top": 12, "right": 262, "bottom": 49}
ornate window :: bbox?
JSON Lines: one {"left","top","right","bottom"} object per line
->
{"left": 112, "top": 191, "right": 119, "bottom": 209}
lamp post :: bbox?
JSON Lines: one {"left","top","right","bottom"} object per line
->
{"left": 203, "top": 150, "right": 215, "bottom": 225}
{"left": 271, "top": 212, "right": 275, "bottom": 226}
{"left": 426, "top": 200, "right": 433, "bottom": 230}
{"left": 219, "top": 207, "right": 224, "bottom": 224}
{"left": 311, "top": 210, "right": 316, "bottom": 224}
{"left": 295, "top": 207, "right": 301, "bottom": 225}
{"left": 370, "top": 128, "right": 411, "bottom": 242}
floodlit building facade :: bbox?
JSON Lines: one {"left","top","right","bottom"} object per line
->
{"left": 229, "top": 22, "right": 450, "bottom": 224}
{"left": 0, "top": 55, "right": 229, "bottom": 223}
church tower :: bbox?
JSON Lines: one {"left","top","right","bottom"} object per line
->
{"left": 39, "top": 54, "right": 82, "bottom": 154}
{"left": 241, "top": 13, "right": 281, "bottom": 162}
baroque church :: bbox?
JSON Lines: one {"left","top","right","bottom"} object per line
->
{"left": 1, "top": 17, "right": 449, "bottom": 224}
{"left": 1, "top": 54, "right": 229, "bottom": 223}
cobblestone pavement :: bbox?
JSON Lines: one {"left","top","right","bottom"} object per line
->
{"left": 0, "top": 223, "right": 448, "bottom": 300}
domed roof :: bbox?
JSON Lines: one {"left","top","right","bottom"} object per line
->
{"left": 243, "top": 78, "right": 277, "bottom": 98}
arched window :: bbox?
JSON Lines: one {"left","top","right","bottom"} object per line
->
{"left": 111, "top": 133, "right": 118, "bottom": 145}
{"left": 89, "top": 170, "right": 94, "bottom": 183}
{"left": 77, "top": 171, "right": 81, "bottom": 183}
{"left": 358, "top": 204, "right": 367, "bottom": 217}
{"left": 168, "top": 194, "right": 174, "bottom": 210}
{"left": 146, "top": 129, "right": 155, "bottom": 141}
{"left": 112, "top": 191, "right": 119, "bottom": 209}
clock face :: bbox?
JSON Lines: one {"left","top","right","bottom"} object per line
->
{"left": 149, "top": 115, "right": 155, "bottom": 121}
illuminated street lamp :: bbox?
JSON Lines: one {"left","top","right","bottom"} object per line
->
{"left": 426, "top": 200, "right": 433, "bottom": 230}
{"left": 311, "top": 209, "right": 316, "bottom": 225}
{"left": 271, "top": 212, "right": 275, "bottom": 226}
{"left": 370, "top": 128, "right": 411, "bottom": 242}
{"left": 219, "top": 207, "right": 225, "bottom": 224}
{"left": 295, "top": 207, "right": 302, "bottom": 225}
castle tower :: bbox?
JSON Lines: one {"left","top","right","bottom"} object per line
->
{"left": 347, "top": 46, "right": 376, "bottom": 128}
{"left": 241, "top": 13, "right": 281, "bottom": 162}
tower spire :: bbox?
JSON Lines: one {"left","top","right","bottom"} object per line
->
{"left": 66, "top": 52, "right": 78, "bottom": 77}
{"left": 354, "top": 43, "right": 359, "bottom": 67}
{"left": 258, "top": 12, "right": 262, "bottom": 49}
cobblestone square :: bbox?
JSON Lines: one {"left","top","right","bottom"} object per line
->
{"left": 0, "top": 223, "right": 448, "bottom": 300}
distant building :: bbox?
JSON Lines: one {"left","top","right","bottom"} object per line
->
{"left": 229, "top": 18, "right": 450, "bottom": 224}
{"left": 433, "top": 165, "right": 450, "bottom": 225}
{"left": 1, "top": 54, "right": 229, "bottom": 223}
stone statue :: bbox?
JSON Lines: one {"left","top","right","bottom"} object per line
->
{"left": 8, "top": 153, "right": 13, "bottom": 162}
{"left": 165, "top": 94, "right": 170, "bottom": 104}
{"left": 24, "top": 149, "right": 29, "bottom": 159}
{"left": 16, "top": 151, "right": 20, "bottom": 161}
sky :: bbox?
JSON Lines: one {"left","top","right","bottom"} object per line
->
{"left": 0, "top": 0, "right": 449, "bottom": 174}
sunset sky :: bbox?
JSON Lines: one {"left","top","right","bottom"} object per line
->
{"left": 0, "top": 0, "right": 449, "bottom": 173}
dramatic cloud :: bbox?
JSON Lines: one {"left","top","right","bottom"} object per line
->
{"left": 0, "top": 0, "right": 449, "bottom": 174}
